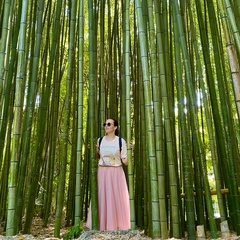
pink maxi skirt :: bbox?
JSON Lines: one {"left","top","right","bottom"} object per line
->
{"left": 86, "top": 166, "right": 130, "bottom": 231}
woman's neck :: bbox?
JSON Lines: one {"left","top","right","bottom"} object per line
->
{"left": 105, "top": 133, "right": 116, "bottom": 140}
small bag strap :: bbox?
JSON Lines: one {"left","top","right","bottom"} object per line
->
{"left": 99, "top": 137, "right": 103, "bottom": 147}
{"left": 119, "top": 137, "right": 122, "bottom": 153}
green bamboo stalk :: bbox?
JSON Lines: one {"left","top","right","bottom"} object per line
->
{"left": 155, "top": 1, "right": 182, "bottom": 237}
{"left": 6, "top": 0, "right": 29, "bottom": 235}
{"left": 148, "top": 0, "right": 169, "bottom": 238}
{"left": 43, "top": 51, "right": 61, "bottom": 227}
{"left": 153, "top": 1, "right": 169, "bottom": 238}
{"left": 162, "top": 0, "right": 174, "bottom": 128}
{"left": 232, "top": 0, "right": 240, "bottom": 31}
{"left": 132, "top": 36, "right": 144, "bottom": 228}
{"left": 133, "top": 80, "right": 143, "bottom": 228}
{"left": 109, "top": 1, "right": 119, "bottom": 117}
{"left": 75, "top": 0, "right": 84, "bottom": 224}
{"left": 135, "top": 0, "right": 160, "bottom": 237}
{"left": 83, "top": 121, "right": 91, "bottom": 221}
{"left": 0, "top": 0, "right": 13, "bottom": 120}
{"left": 0, "top": 0, "right": 21, "bottom": 181}
{"left": 132, "top": 20, "right": 148, "bottom": 234}
{"left": 120, "top": 0, "right": 127, "bottom": 140}
{"left": 120, "top": 0, "right": 127, "bottom": 145}
{"left": 98, "top": 0, "right": 106, "bottom": 130}
{"left": 138, "top": 0, "right": 154, "bottom": 234}
{"left": 88, "top": 0, "right": 98, "bottom": 230}
{"left": 0, "top": 100, "right": 13, "bottom": 221}
{"left": 139, "top": 62, "right": 149, "bottom": 232}
{"left": 123, "top": 0, "right": 135, "bottom": 230}
{"left": 66, "top": 88, "right": 78, "bottom": 225}
{"left": 106, "top": 0, "right": 112, "bottom": 118}
{"left": 223, "top": 0, "right": 240, "bottom": 56}
{"left": 218, "top": 0, "right": 240, "bottom": 121}
{"left": 0, "top": 0, "right": 4, "bottom": 29}
{"left": 0, "top": 0, "right": 15, "bottom": 179}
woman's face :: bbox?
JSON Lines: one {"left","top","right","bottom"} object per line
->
{"left": 104, "top": 119, "right": 115, "bottom": 134}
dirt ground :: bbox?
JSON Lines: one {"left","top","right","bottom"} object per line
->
{"left": 0, "top": 218, "right": 239, "bottom": 239}
{"left": 0, "top": 218, "right": 149, "bottom": 239}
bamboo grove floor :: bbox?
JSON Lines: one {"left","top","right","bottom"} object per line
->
{"left": 0, "top": 217, "right": 239, "bottom": 239}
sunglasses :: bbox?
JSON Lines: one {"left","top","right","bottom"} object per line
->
{"left": 103, "top": 122, "right": 114, "bottom": 127}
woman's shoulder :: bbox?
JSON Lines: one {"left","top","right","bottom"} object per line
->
{"left": 118, "top": 136, "right": 127, "bottom": 144}
{"left": 97, "top": 136, "right": 104, "bottom": 146}
{"left": 98, "top": 136, "right": 126, "bottom": 143}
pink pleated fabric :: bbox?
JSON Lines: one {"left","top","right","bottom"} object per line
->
{"left": 86, "top": 166, "right": 130, "bottom": 231}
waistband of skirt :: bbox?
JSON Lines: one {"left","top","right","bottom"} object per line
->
{"left": 98, "top": 165, "right": 122, "bottom": 167}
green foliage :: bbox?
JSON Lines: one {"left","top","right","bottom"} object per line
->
{"left": 63, "top": 222, "right": 83, "bottom": 240}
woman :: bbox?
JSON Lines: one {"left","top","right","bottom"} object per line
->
{"left": 86, "top": 118, "right": 130, "bottom": 231}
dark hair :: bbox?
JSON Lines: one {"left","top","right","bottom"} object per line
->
{"left": 110, "top": 118, "right": 119, "bottom": 136}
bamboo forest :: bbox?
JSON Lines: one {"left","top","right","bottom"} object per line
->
{"left": 1, "top": 0, "right": 240, "bottom": 239}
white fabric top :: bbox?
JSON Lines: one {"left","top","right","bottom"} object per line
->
{"left": 98, "top": 136, "right": 127, "bottom": 166}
